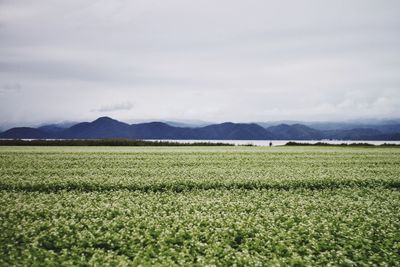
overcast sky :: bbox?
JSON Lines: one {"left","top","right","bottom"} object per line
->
{"left": 1, "top": 0, "right": 399, "bottom": 127}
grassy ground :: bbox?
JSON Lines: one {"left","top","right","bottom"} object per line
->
{"left": 1, "top": 146, "right": 399, "bottom": 266}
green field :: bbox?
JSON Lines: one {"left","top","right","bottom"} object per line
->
{"left": 1, "top": 146, "right": 399, "bottom": 266}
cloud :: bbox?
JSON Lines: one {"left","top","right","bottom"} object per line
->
{"left": 0, "top": 0, "right": 399, "bottom": 125}
{"left": 0, "top": 83, "right": 22, "bottom": 94}
{"left": 92, "top": 102, "right": 134, "bottom": 113}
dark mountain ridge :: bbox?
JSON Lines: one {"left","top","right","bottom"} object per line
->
{"left": 267, "top": 124, "right": 323, "bottom": 140}
{"left": 0, "top": 117, "right": 274, "bottom": 140}
{"left": 0, "top": 127, "right": 50, "bottom": 139}
{"left": 0, "top": 116, "right": 399, "bottom": 140}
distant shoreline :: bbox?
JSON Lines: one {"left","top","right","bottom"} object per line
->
{"left": 1, "top": 139, "right": 400, "bottom": 147}
{"left": 284, "top": 141, "right": 400, "bottom": 147}
{"left": 0, "top": 139, "right": 236, "bottom": 147}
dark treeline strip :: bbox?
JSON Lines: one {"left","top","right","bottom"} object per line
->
{"left": 1, "top": 179, "right": 399, "bottom": 193}
{"left": 0, "top": 139, "right": 235, "bottom": 146}
{"left": 285, "top": 141, "right": 400, "bottom": 147}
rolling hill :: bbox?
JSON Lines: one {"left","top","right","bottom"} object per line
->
{"left": 0, "top": 117, "right": 399, "bottom": 140}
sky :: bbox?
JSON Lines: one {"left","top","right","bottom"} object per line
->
{"left": 0, "top": 0, "right": 399, "bottom": 127}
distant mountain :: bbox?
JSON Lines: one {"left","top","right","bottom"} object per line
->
{"left": 266, "top": 124, "right": 323, "bottom": 140}
{"left": 191, "top": 122, "right": 273, "bottom": 140}
{"left": 305, "top": 122, "right": 365, "bottom": 131}
{"left": 257, "top": 121, "right": 303, "bottom": 128}
{"left": 38, "top": 121, "right": 78, "bottom": 132}
{"left": 1, "top": 117, "right": 272, "bottom": 140}
{"left": 38, "top": 125, "right": 66, "bottom": 133}
{"left": 323, "top": 128, "right": 383, "bottom": 140}
{"left": 128, "top": 121, "right": 274, "bottom": 140}
{"left": 161, "top": 120, "right": 212, "bottom": 128}
{"left": 0, "top": 117, "right": 399, "bottom": 140}
{"left": 130, "top": 122, "right": 187, "bottom": 139}
{"left": 374, "top": 124, "right": 400, "bottom": 134}
{"left": 61, "top": 117, "right": 132, "bottom": 139}
{"left": 306, "top": 122, "right": 400, "bottom": 132}
{"left": 129, "top": 119, "right": 212, "bottom": 128}
{"left": 0, "top": 127, "right": 50, "bottom": 139}
{"left": 259, "top": 119, "right": 400, "bottom": 132}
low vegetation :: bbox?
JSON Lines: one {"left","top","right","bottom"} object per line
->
{"left": 1, "top": 146, "right": 399, "bottom": 265}
{"left": 285, "top": 141, "right": 400, "bottom": 147}
{"left": 0, "top": 139, "right": 234, "bottom": 147}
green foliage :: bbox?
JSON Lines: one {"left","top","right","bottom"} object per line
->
{"left": 285, "top": 141, "right": 400, "bottom": 147}
{"left": 0, "top": 146, "right": 399, "bottom": 265}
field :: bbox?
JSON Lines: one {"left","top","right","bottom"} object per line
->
{"left": 1, "top": 146, "right": 399, "bottom": 266}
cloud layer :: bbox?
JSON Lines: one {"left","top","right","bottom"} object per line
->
{"left": 1, "top": 0, "right": 399, "bottom": 126}
{"left": 93, "top": 102, "right": 134, "bottom": 113}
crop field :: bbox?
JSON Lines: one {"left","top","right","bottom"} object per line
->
{"left": 1, "top": 146, "right": 399, "bottom": 266}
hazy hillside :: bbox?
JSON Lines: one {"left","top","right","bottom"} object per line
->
{"left": 0, "top": 127, "right": 50, "bottom": 139}
{"left": 1, "top": 117, "right": 400, "bottom": 140}
{"left": 266, "top": 124, "right": 323, "bottom": 140}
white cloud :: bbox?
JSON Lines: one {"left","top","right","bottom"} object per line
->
{"left": 0, "top": 82, "right": 22, "bottom": 94}
{"left": 93, "top": 102, "right": 134, "bottom": 113}
{"left": 0, "top": 0, "right": 399, "bottom": 125}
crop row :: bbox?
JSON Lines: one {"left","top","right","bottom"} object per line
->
{"left": 1, "top": 146, "right": 400, "bottom": 265}
{"left": 1, "top": 147, "right": 399, "bottom": 192}
{"left": 1, "top": 188, "right": 400, "bottom": 266}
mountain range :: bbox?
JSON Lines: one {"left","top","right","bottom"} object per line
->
{"left": 0, "top": 116, "right": 399, "bottom": 140}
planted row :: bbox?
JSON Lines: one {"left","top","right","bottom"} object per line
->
{"left": 1, "top": 189, "right": 399, "bottom": 266}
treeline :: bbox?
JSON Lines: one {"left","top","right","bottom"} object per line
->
{"left": 0, "top": 139, "right": 234, "bottom": 146}
{"left": 285, "top": 141, "right": 400, "bottom": 147}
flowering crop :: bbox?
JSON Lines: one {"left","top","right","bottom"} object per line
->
{"left": 0, "top": 146, "right": 399, "bottom": 265}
